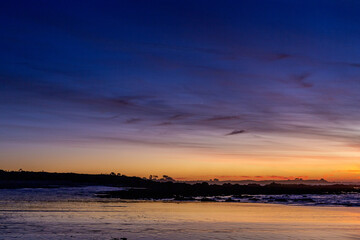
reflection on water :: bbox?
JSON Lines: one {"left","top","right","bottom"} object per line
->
{"left": 1, "top": 187, "right": 360, "bottom": 240}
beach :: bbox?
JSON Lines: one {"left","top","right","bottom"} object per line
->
{"left": 1, "top": 187, "right": 360, "bottom": 240}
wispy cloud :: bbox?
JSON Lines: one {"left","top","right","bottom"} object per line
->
{"left": 225, "top": 130, "right": 246, "bottom": 136}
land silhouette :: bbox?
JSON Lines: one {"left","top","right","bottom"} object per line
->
{"left": 1, "top": 170, "right": 360, "bottom": 200}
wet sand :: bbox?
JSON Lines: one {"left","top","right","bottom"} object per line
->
{"left": 1, "top": 199, "right": 360, "bottom": 240}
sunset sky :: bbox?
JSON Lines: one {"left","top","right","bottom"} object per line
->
{"left": 1, "top": 0, "right": 360, "bottom": 181}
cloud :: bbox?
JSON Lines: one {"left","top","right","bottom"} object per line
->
{"left": 168, "top": 114, "right": 190, "bottom": 120}
{"left": 86, "top": 136, "right": 216, "bottom": 150}
{"left": 205, "top": 116, "right": 241, "bottom": 121}
{"left": 125, "top": 118, "right": 142, "bottom": 124}
{"left": 156, "top": 121, "right": 172, "bottom": 126}
{"left": 330, "top": 61, "right": 360, "bottom": 68}
{"left": 225, "top": 130, "right": 246, "bottom": 136}
{"left": 291, "top": 73, "right": 313, "bottom": 88}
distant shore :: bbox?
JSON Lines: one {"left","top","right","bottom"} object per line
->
{"left": 179, "top": 178, "right": 332, "bottom": 186}
{"left": 1, "top": 170, "right": 359, "bottom": 198}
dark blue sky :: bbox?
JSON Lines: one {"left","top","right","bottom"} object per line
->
{"left": 1, "top": 0, "right": 360, "bottom": 179}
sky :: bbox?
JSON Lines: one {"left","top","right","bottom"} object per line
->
{"left": 1, "top": 0, "right": 360, "bottom": 181}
